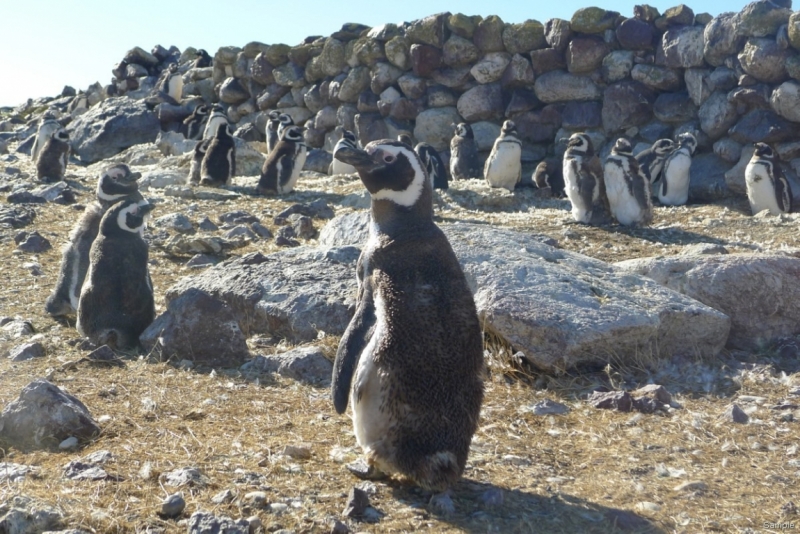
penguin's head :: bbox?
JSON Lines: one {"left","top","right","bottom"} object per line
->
{"left": 653, "top": 138, "right": 675, "bottom": 155}
{"left": 281, "top": 125, "right": 305, "bottom": 143}
{"left": 455, "top": 123, "right": 472, "bottom": 139}
{"left": 501, "top": 120, "right": 517, "bottom": 136}
{"left": 342, "top": 129, "right": 357, "bottom": 143}
{"left": 211, "top": 103, "right": 225, "bottom": 113}
{"left": 677, "top": 132, "right": 697, "bottom": 154}
{"left": 611, "top": 138, "right": 633, "bottom": 156}
{"left": 268, "top": 110, "right": 280, "bottom": 121}
{"left": 566, "top": 133, "right": 593, "bottom": 156}
{"left": 215, "top": 122, "right": 231, "bottom": 138}
{"left": 103, "top": 199, "right": 156, "bottom": 236}
{"left": 196, "top": 49, "right": 208, "bottom": 57}
{"left": 397, "top": 133, "right": 414, "bottom": 147}
{"left": 97, "top": 164, "right": 142, "bottom": 202}
{"left": 194, "top": 139, "right": 209, "bottom": 157}
{"left": 278, "top": 113, "right": 294, "bottom": 127}
{"left": 53, "top": 129, "right": 70, "bottom": 143}
{"left": 194, "top": 104, "right": 208, "bottom": 116}
{"left": 753, "top": 142, "right": 774, "bottom": 160}
{"left": 334, "top": 138, "right": 428, "bottom": 207}
{"left": 167, "top": 62, "right": 178, "bottom": 74}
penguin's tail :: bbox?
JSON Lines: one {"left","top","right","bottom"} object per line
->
{"left": 409, "top": 451, "right": 462, "bottom": 493}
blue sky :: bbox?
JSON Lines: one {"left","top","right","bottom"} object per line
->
{"left": 1, "top": 0, "right": 752, "bottom": 107}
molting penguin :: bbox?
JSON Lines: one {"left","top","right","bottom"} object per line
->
{"left": 532, "top": 158, "right": 565, "bottom": 197}
{"left": 76, "top": 198, "right": 156, "bottom": 350}
{"left": 745, "top": 142, "right": 793, "bottom": 216}
{"left": 194, "top": 49, "right": 212, "bottom": 69}
{"left": 484, "top": 120, "right": 522, "bottom": 191}
{"left": 183, "top": 104, "right": 209, "bottom": 140}
{"left": 399, "top": 134, "right": 448, "bottom": 190}
{"left": 449, "top": 123, "right": 481, "bottom": 180}
{"left": 329, "top": 130, "right": 358, "bottom": 175}
{"left": 32, "top": 117, "right": 62, "bottom": 163}
{"left": 331, "top": 137, "right": 484, "bottom": 492}
{"left": 36, "top": 128, "right": 70, "bottom": 183}
{"left": 604, "top": 138, "right": 653, "bottom": 226}
{"left": 562, "top": 132, "right": 607, "bottom": 224}
{"left": 257, "top": 125, "right": 307, "bottom": 195}
{"left": 265, "top": 110, "right": 281, "bottom": 154}
{"left": 658, "top": 132, "right": 696, "bottom": 206}
{"left": 202, "top": 105, "right": 229, "bottom": 140}
{"left": 634, "top": 138, "right": 675, "bottom": 186}
{"left": 45, "top": 164, "right": 144, "bottom": 317}
{"left": 200, "top": 122, "right": 236, "bottom": 186}
{"left": 189, "top": 139, "right": 209, "bottom": 184}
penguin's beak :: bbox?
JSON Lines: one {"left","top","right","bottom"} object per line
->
{"left": 334, "top": 141, "right": 379, "bottom": 172}
{"left": 121, "top": 171, "right": 142, "bottom": 183}
{"left": 138, "top": 203, "right": 156, "bottom": 215}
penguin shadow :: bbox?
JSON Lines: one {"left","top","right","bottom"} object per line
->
{"left": 385, "top": 478, "right": 665, "bottom": 533}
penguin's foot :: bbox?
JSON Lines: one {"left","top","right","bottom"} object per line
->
{"left": 345, "top": 458, "right": 387, "bottom": 481}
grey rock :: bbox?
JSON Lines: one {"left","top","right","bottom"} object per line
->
{"left": 713, "top": 138, "right": 743, "bottom": 163}
{"left": 689, "top": 153, "right": 732, "bottom": 201}
{"left": 530, "top": 48, "right": 567, "bottom": 75}
{"left": 616, "top": 18, "right": 656, "bottom": 50}
{"left": 241, "top": 346, "right": 333, "bottom": 385}
{"left": 397, "top": 73, "right": 427, "bottom": 99}
{"left": 685, "top": 68, "right": 714, "bottom": 106}
{"left": 138, "top": 170, "right": 187, "bottom": 190}
{"left": 571, "top": 7, "right": 619, "bottom": 34}
{"left": 431, "top": 66, "right": 473, "bottom": 89}
{"left": 503, "top": 20, "right": 546, "bottom": 54}
{"left": 704, "top": 13, "right": 744, "bottom": 67}
{"left": 160, "top": 493, "right": 186, "bottom": 518}
{"left": 602, "top": 81, "right": 655, "bottom": 133}
{"left": 304, "top": 149, "right": 332, "bottom": 174}
{"left": 225, "top": 225, "right": 258, "bottom": 241}
{"left": 653, "top": 92, "right": 697, "bottom": 123}
{"left": 342, "top": 487, "right": 370, "bottom": 518}
{"left": 562, "top": 101, "right": 602, "bottom": 129}
{"left": 567, "top": 36, "right": 608, "bottom": 74}
{"left": 59, "top": 437, "right": 78, "bottom": 450}
{"left": 738, "top": 38, "right": 790, "bottom": 83}
{"left": 429, "top": 492, "right": 455, "bottom": 516}
{"left": 501, "top": 54, "right": 535, "bottom": 90}
{"left": 406, "top": 13, "right": 449, "bottom": 48}
{"left": 410, "top": 44, "right": 443, "bottom": 77}
{"left": 153, "top": 213, "right": 194, "bottom": 234}
{"left": 0, "top": 496, "right": 62, "bottom": 533}
{"left": 736, "top": 0, "right": 792, "bottom": 38}
{"left": 2, "top": 319, "right": 34, "bottom": 338}
{"left": 662, "top": 4, "right": 695, "bottom": 25}
{"left": 771, "top": 81, "right": 800, "bottom": 122}
{"left": 724, "top": 144, "right": 757, "bottom": 194}
{"left": 615, "top": 254, "right": 800, "bottom": 349}
{"left": 413, "top": 107, "right": 462, "bottom": 151}
{"left": 63, "top": 459, "right": 116, "bottom": 481}
{"left": 457, "top": 83, "right": 503, "bottom": 122}
{"left": 470, "top": 53, "right": 511, "bottom": 84}
{"left": 602, "top": 51, "right": 635, "bottom": 83}
{"left": 471, "top": 121, "right": 502, "bottom": 151}
{"left": 15, "top": 231, "right": 52, "bottom": 253}
{"left": 339, "top": 66, "right": 370, "bottom": 103}
{"left": 514, "top": 106, "right": 563, "bottom": 143}
{"left": 187, "top": 511, "right": 250, "bottom": 534}
{"left": 657, "top": 26, "right": 705, "bottom": 68}
{"left": 319, "top": 38, "right": 346, "bottom": 77}
{"left": 0, "top": 463, "right": 40, "bottom": 482}
{"left": 447, "top": 13, "right": 477, "bottom": 38}
{"left": 384, "top": 36, "right": 410, "bottom": 70}
{"left": 681, "top": 243, "right": 730, "bottom": 255}
{"left": 218, "top": 77, "right": 250, "bottom": 105}
{"left": 0, "top": 379, "right": 100, "bottom": 451}
{"left": 197, "top": 217, "right": 218, "bottom": 231}
{"left": 186, "top": 254, "right": 217, "bottom": 268}
{"left": 140, "top": 288, "right": 249, "bottom": 368}
{"left": 529, "top": 399, "right": 570, "bottom": 415}
{"left": 545, "top": 18, "right": 573, "bottom": 51}
{"left": 162, "top": 466, "right": 208, "bottom": 488}
{"left": 534, "top": 70, "right": 602, "bottom": 103}
{"left": 427, "top": 85, "right": 458, "bottom": 107}
{"left": 370, "top": 62, "right": 404, "bottom": 94}
{"left": 30, "top": 182, "right": 69, "bottom": 202}
{"left": 442, "top": 35, "right": 480, "bottom": 67}
{"left": 729, "top": 109, "right": 799, "bottom": 144}
{"left": 7, "top": 342, "right": 45, "bottom": 361}
{"left": 630, "top": 64, "right": 683, "bottom": 92}
{"left": 67, "top": 97, "right": 160, "bottom": 163}
{"left": 273, "top": 62, "right": 306, "bottom": 87}
{"left": 723, "top": 403, "right": 749, "bottom": 423}
{"left": 474, "top": 15, "right": 506, "bottom": 52}
{"left": 699, "top": 91, "right": 739, "bottom": 140}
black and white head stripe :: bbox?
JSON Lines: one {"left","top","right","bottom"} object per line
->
{"left": 654, "top": 139, "right": 674, "bottom": 154}
{"left": 501, "top": 120, "right": 516, "bottom": 134}
{"left": 455, "top": 123, "right": 472, "bottom": 138}
{"left": 754, "top": 142, "right": 774, "bottom": 159}
{"left": 97, "top": 164, "right": 140, "bottom": 201}
{"left": 612, "top": 138, "right": 633, "bottom": 155}
{"left": 282, "top": 125, "right": 305, "bottom": 142}
{"left": 115, "top": 201, "right": 155, "bottom": 233}
{"left": 566, "top": 133, "right": 592, "bottom": 154}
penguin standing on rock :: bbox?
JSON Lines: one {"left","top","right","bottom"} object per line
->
{"left": 634, "top": 138, "right": 675, "bottom": 186}
{"left": 563, "top": 133, "right": 607, "bottom": 224}
{"left": 200, "top": 123, "right": 236, "bottom": 186}
{"left": 604, "top": 138, "right": 653, "bottom": 226}
{"left": 36, "top": 128, "right": 70, "bottom": 183}
{"left": 398, "top": 133, "right": 448, "bottom": 190}
{"left": 532, "top": 158, "right": 565, "bottom": 197}
{"left": 658, "top": 132, "right": 697, "bottom": 206}
{"left": 484, "top": 120, "right": 522, "bottom": 191}
{"left": 77, "top": 198, "right": 156, "bottom": 350}
{"left": 32, "top": 116, "right": 62, "bottom": 163}
{"left": 257, "top": 125, "right": 307, "bottom": 195}
{"left": 745, "top": 142, "right": 793, "bottom": 215}
{"left": 331, "top": 136, "right": 484, "bottom": 492}
{"left": 155, "top": 63, "right": 183, "bottom": 105}
{"left": 194, "top": 49, "right": 212, "bottom": 68}
{"left": 45, "top": 164, "right": 144, "bottom": 317}
{"left": 450, "top": 123, "right": 481, "bottom": 180}
{"left": 183, "top": 104, "right": 209, "bottom": 140}
{"left": 329, "top": 130, "right": 358, "bottom": 175}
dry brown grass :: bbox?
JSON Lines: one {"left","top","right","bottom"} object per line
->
{"left": 2, "top": 141, "right": 800, "bottom": 533}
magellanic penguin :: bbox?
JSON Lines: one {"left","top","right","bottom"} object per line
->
{"left": 202, "top": 105, "right": 229, "bottom": 140}
{"left": 265, "top": 110, "right": 281, "bottom": 154}
{"left": 484, "top": 120, "right": 522, "bottom": 191}
{"left": 329, "top": 130, "right": 358, "bottom": 175}
{"left": 152, "top": 63, "right": 183, "bottom": 105}
{"left": 532, "top": 158, "right": 565, "bottom": 198}
{"left": 398, "top": 133, "right": 448, "bottom": 191}
{"left": 184, "top": 104, "right": 209, "bottom": 140}
{"left": 189, "top": 139, "right": 210, "bottom": 184}
{"left": 36, "top": 128, "right": 70, "bottom": 183}
{"left": 331, "top": 136, "right": 484, "bottom": 492}
{"left": 450, "top": 123, "right": 481, "bottom": 180}
{"left": 276, "top": 113, "right": 295, "bottom": 142}
{"left": 257, "top": 125, "right": 307, "bottom": 195}
{"left": 45, "top": 164, "right": 144, "bottom": 317}
{"left": 658, "top": 132, "right": 697, "bottom": 206}
{"left": 745, "top": 142, "right": 794, "bottom": 216}
{"left": 634, "top": 138, "right": 675, "bottom": 186}
{"left": 200, "top": 123, "right": 236, "bottom": 186}
{"left": 32, "top": 117, "right": 62, "bottom": 163}
{"left": 562, "top": 133, "right": 608, "bottom": 224}
{"left": 194, "top": 49, "right": 212, "bottom": 69}
{"left": 604, "top": 138, "right": 653, "bottom": 226}
{"left": 76, "top": 198, "right": 156, "bottom": 350}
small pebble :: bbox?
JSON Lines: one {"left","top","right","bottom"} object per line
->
{"left": 211, "top": 489, "right": 234, "bottom": 504}
{"left": 160, "top": 493, "right": 186, "bottom": 518}
{"left": 244, "top": 491, "right": 268, "bottom": 506}
{"left": 342, "top": 487, "right": 369, "bottom": 518}
{"left": 429, "top": 491, "right": 455, "bottom": 516}
{"left": 673, "top": 480, "right": 707, "bottom": 492}
{"left": 282, "top": 444, "right": 312, "bottom": 460}
{"left": 270, "top": 502, "right": 289, "bottom": 514}
{"left": 58, "top": 436, "right": 79, "bottom": 450}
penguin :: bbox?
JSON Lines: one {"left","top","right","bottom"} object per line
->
{"left": 604, "top": 138, "right": 653, "bottom": 226}
{"left": 183, "top": 104, "right": 209, "bottom": 140}
{"left": 194, "top": 49, "right": 212, "bottom": 69}
{"left": 634, "top": 138, "right": 675, "bottom": 186}
{"left": 449, "top": 123, "right": 481, "bottom": 180}
{"left": 276, "top": 113, "right": 295, "bottom": 141}
{"left": 265, "top": 110, "right": 281, "bottom": 154}
{"left": 156, "top": 63, "right": 183, "bottom": 105}
{"left": 398, "top": 134, "right": 448, "bottom": 191}
{"left": 189, "top": 139, "right": 209, "bottom": 184}
{"left": 658, "top": 132, "right": 697, "bottom": 206}
{"left": 331, "top": 136, "right": 484, "bottom": 492}
{"left": 531, "top": 158, "right": 565, "bottom": 198}
{"left": 45, "top": 164, "right": 144, "bottom": 317}
{"left": 36, "top": 128, "right": 70, "bottom": 183}
{"left": 200, "top": 122, "right": 236, "bottom": 186}
{"left": 257, "top": 125, "right": 307, "bottom": 195}
{"left": 329, "top": 130, "right": 358, "bottom": 175}
{"left": 202, "top": 105, "right": 229, "bottom": 140}
{"left": 32, "top": 117, "right": 62, "bottom": 163}
{"left": 484, "top": 120, "right": 522, "bottom": 192}
{"left": 562, "top": 133, "right": 607, "bottom": 224}
{"left": 745, "top": 142, "right": 793, "bottom": 216}
{"left": 76, "top": 198, "right": 156, "bottom": 350}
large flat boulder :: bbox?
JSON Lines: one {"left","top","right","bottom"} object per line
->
{"left": 615, "top": 254, "right": 800, "bottom": 350}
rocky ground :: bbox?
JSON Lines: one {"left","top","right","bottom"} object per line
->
{"left": 2, "top": 136, "right": 800, "bottom": 534}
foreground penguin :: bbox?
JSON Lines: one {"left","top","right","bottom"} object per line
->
{"left": 36, "top": 128, "right": 70, "bottom": 182}
{"left": 398, "top": 133, "right": 448, "bottom": 190}
{"left": 32, "top": 116, "right": 62, "bottom": 163}
{"left": 202, "top": 105, "right": 229, "bottom": 140}
{"left": 604, "top": 138, "right": 653, "bottom": 226}
{"left": 745, "top": 142, "right": 793, "bottom": 215}
{"left": 563, "top": 133, "right": 607, "bottom": 224}
{"left": 200, "top": 123, "right": 236, "bottom": 186}
{"left": 329, "top": 130, "right": 358, "bottom": 175}
{"left": 484, "top": 120, "right": 522, "bottom": 191}
{"left": 450, "top": 123, "right": 481, "bottom": 180}
{"left": 257, "top": 126, "right": 307, "bottom": 195}
{"left": 183, "top": 104, "right": 208, "bottom": 140}
{"left": 77, "top": 198, "right": 156, "bottom": 350}
{"left": 46, "top": 164, "right": 144, "bottom": 317}
{"left": 331, "top": 137, "right": 484, "bottom": 492}
{"left": 532, "top": 158, "right": 565, "bottom": 197}
{"left": 635, "top": 138, "right": 675, "bottom": 186}
{"left": 658, "top": 132, "right": 697, "bottom": 206}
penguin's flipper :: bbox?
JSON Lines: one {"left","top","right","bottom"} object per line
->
{"left": 332, "top": 278, "right": 376, "bottom": 414}
{"left": 276, "top": 153, "right": 295, "bottom": 190}
{"left": 774, "top": 165, "right": 793, "bottom": 213}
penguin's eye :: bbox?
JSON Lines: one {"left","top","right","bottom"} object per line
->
{"left": 384, "top": 154, "right": 395, "bottom": 163}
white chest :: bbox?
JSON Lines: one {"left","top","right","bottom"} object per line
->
{"left": 485, "top": 142, "right": 521, "bottom": 191}
{"left": 659, "top": 151, "right": 691, "bottom": 206}
{"left": 745, "top": 163, "right": 782, "bottom": 215}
